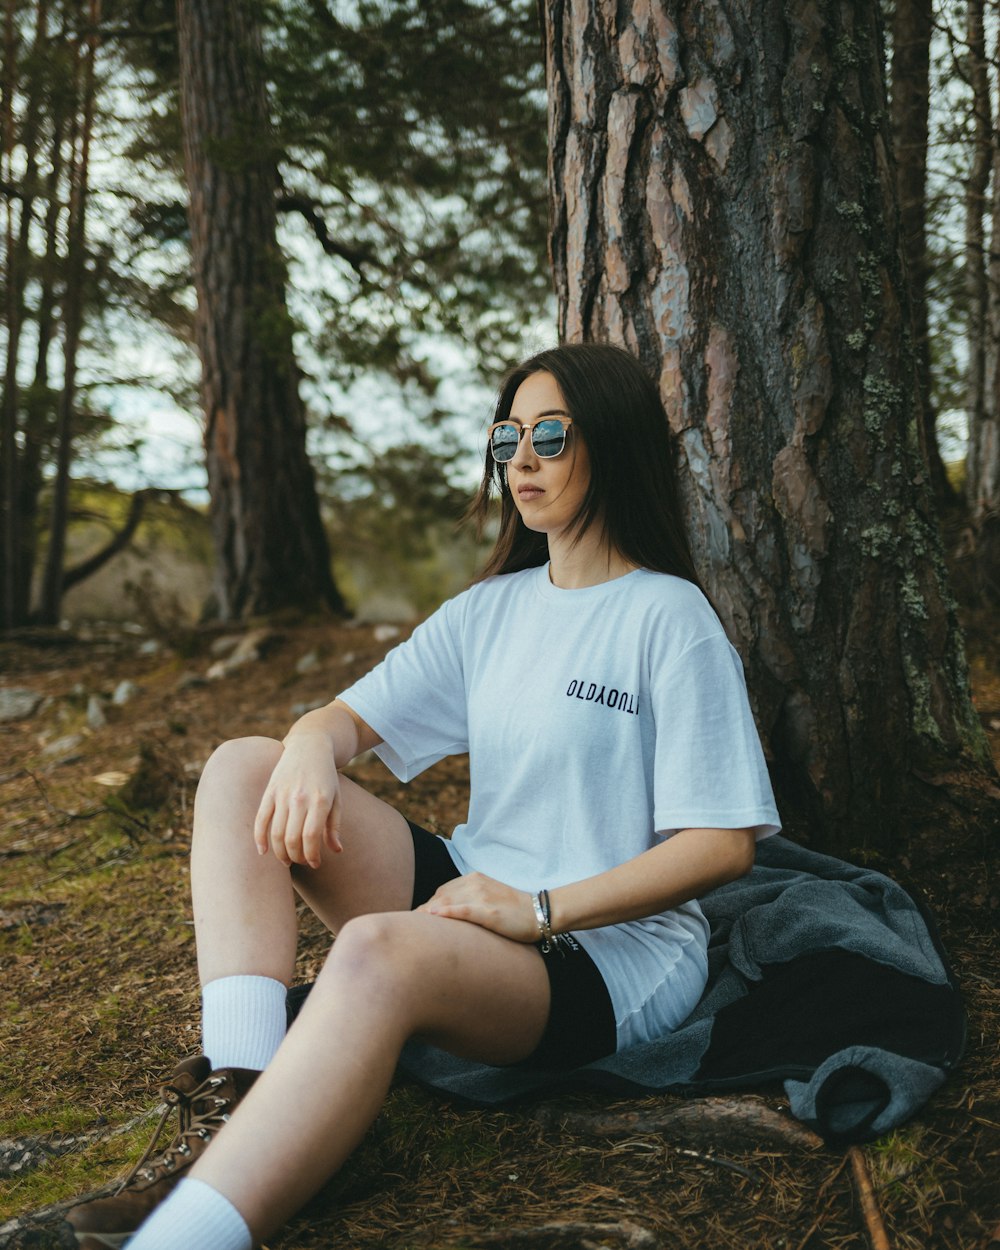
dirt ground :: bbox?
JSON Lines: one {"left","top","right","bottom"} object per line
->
{"left": 1, "top": 608, "right": 998, "bottom": 1250}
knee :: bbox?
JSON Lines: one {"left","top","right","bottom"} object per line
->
{"left": 318, "top": 912, "right": 417, "bottom": 995}
{"left": 192, "top": 738, "right": 283, "bottom": 849}
{"left": 198, "top": 736, "right": 283, "bottom": 796}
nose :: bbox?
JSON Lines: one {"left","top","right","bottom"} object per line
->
{"left": 508, "top": 426, "right": 538, "bottom": 470}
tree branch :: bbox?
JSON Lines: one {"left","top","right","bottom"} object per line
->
{"left": 276, "top": 192, "right": 374, "bottom": 275}
{"left": 60, "top": 487, "right": 166, "bottom": 592}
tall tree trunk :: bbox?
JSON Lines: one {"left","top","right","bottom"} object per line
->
{"left": 971, "top": 23, "right": 1000, "bottom": 603}
{"left": 542, "top": 0, "right": 997, "bottom": 853}
{"left": 891, "top": 0, "right": 951, "bottom": 508}
{"left": 38, "top": 0, "right": 99, "bottom": 625}
{"left": 18, "top": 73, "right": 67, "bottom": 620}
{"left": 1, "top": 0, "right": 20, "bottom": 628}
{"left": 964, "top": 0, "right": 992, "bottom": 522}
{"left": 176, "top": 0, "right": 345, "bottom": 620}
{"left": 3, "top": 0, "right": 51, "bottom": 625}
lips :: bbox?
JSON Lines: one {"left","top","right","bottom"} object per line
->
{"left": 517, "top": 485, "right": 545, "bottom": 501}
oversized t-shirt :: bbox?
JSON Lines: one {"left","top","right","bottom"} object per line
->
{"left": 339, "top": 564, "right": 780, "bottom": 1050}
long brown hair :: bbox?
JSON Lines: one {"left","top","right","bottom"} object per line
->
{"left": 468, "top": 343, "right": 702, "bottom": 586}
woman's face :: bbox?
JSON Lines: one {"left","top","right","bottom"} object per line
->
{"left": 504, "top": 371, "right": 591, "bottom": 541}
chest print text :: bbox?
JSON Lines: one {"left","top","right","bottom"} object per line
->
{"left": 565, "top": 678, "right": 640, "bottom": 716}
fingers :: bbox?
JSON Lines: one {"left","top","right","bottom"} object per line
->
{"left": 256, "top": 781, "right": 341, "bottom": 869}
{"left": 253, "top": 789, "right": 276, "bottom": 855}
{"left": 324, "top": 789, "right": 344, "bottom": 856}
{"left": 416, "top": 876, "right": 537, "bottom": 943}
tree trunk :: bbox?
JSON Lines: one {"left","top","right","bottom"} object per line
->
{"left": 542, "top": 0, "right": 997, "bottom": 853}
{"left": 17, "top": 69, "right": 67, "bottom": 623}
{"left": 2, "top": 0, "right": 52, "bottom": 626}
{"left": 891, "top": 0, "right": 951, "bottom": 508}
{"left": 176, "top": 0, "right": 345, "bottom": 620}
{"left": 964, "top": 0, "right": 992, "bottom": 522}
{"left": 38, "top": 0, "right": 99, "bottom": 625}
{"left": 1, "top": 0, "right": 20, "bottom": 628}
{"left": 975, "top": 26, "right": 1000, "bottom": 533}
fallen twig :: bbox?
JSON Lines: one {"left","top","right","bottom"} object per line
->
{"left": 440, "top": 1219, "right": 660, "bottom": 1248}
{"left": 848, "top": 1145, "right": 891, "bottom": 1250}
{"left": 671, "top": 1144, "right": 766, "bottom": 1184}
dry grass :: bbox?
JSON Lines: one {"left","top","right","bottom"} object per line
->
{"left": 1, "top": 614, "right": 998, "bottom": 1249}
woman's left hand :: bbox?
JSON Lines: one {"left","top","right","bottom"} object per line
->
{"left": 416, "top": 872, "right": 539, "bottom": 944}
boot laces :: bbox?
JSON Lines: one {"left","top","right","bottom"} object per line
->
{"left": 120, "top": 1075, "right": 232, "bottom": 1188}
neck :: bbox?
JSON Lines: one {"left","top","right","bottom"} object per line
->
{"left": 547, "top": 527, "right": 635, "bottom": 589}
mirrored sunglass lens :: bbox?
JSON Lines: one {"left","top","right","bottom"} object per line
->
{"left": 490, "top": 424, "right": 519, "bottom": 461}
{"left": 531, "top": 420, "right": 566, "bottom": 457}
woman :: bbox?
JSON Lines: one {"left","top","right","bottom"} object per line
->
{"left": 68, "top": 343, "right": 779, "bottom": 1250}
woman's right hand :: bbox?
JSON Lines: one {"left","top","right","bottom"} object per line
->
{"left": 253, "top": 730, "right": 344, "bottom": 869}
{"left": 254, "top": 700, "right": 380, "bottom": 869}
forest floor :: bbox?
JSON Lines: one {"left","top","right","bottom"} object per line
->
{"left": 0, "top": 605, "right": 998, "bottom": 1250}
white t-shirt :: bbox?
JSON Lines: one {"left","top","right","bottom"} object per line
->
{"left": 340, "top": 563, "right": 780, "bottom": 1050}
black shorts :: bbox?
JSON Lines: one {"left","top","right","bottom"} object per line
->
{"left": 408, "top": 819, "right": 617, "bottom": 1071}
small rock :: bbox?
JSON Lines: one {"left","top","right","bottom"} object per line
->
{"left": 207, "top": 628, "right": 275, "bottom": 679}
{"left": 86, "top": 696, "right": 107, "bottom": 729}
{"left": 295, "top": 650, "right": 320, "bottom": 675}
{"left": 40, "top": 732, "right": 85, "bottom": 758}
{"left": 373, "top": 624, "right": 400, "bottom": 644}
{"left": 290, "top": 699, "right": 327, "bottom": 718}
{"left": 0, "top": 688, "right": 44, "bottom": 723}
{"left": 111, "top": 680, "right": 139, "bottom": 706}
{"left": 232, "top": 628, "right": 274, "bottom": 661}
{"left": 137, "top": 638, "right": 162, "bottom": 656}
{"left": 210, "top": 633, "right": 243, "bottom": 658}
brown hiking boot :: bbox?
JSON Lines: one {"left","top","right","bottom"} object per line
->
{"left": 66, "top": 1055, "right": 258, "bottom": 1248}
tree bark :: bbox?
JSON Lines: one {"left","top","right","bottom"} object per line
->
{"left": 975, "top": 25, "right": 1000, "bottom": 534}
{"left": 1, "top": 0, "right": 20, "bottom": 628}
{"left": 891, "top": 0, "right": 951, "bottom": 508}
{"left": 542, "top": 0, "right": 997, "bottom": 852}
{"left": 15, "top": 69, "right": 68, "bottom": 624}
{"left": 38, "top": 0, "right": 99, "bottom": 625}
{"left": 176, "top": 0, "right": 346, "bottom": 620}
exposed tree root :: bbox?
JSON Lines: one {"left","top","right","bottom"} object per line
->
{"left": 531, "top": 1095, "right": 825, "bottom": 1154}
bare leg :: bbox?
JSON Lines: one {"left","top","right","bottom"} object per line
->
{"left": 190, "top": 736, "right": 416, "bottom": 988}
{"left": 189, "top": 910, "right": 551, "bottom": 1242}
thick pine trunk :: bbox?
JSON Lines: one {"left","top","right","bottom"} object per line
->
{"left": 176, "top": 0, "right": 345, "bottom": 621}
{"left": 543, "top": 0, "right": 997, "bottom": 852}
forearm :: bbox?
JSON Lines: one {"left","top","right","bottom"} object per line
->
{"left": 548, "top": 827, "right": 755, "bottom": 934}
{"left": 281, "top": 698, "right": 381, "bottom": 768}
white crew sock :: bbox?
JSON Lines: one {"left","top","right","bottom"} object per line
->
{"left": 201, "top": 974, "right": 287, "bottom": 1072}
{"left": 125, "top": 1177, "right": 252, "bottom": 1250}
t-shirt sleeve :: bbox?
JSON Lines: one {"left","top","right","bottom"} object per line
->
{"left": 650, "top": 631, "right": 781, "bottom": 839}
{"left": 337, "top": 597, "right": 469, "bottom": 782}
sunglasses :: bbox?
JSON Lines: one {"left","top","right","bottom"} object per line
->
{"left": 488, "top": 417, "right": 573, "bottom": 463}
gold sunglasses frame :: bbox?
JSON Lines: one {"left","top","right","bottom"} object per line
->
{"left": 487, "top": 416, "right": 574, "bottom": 462}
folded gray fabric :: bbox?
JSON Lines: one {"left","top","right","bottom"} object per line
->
{"left": 391, "top": 836, "right": 965, "bottom": 1144}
